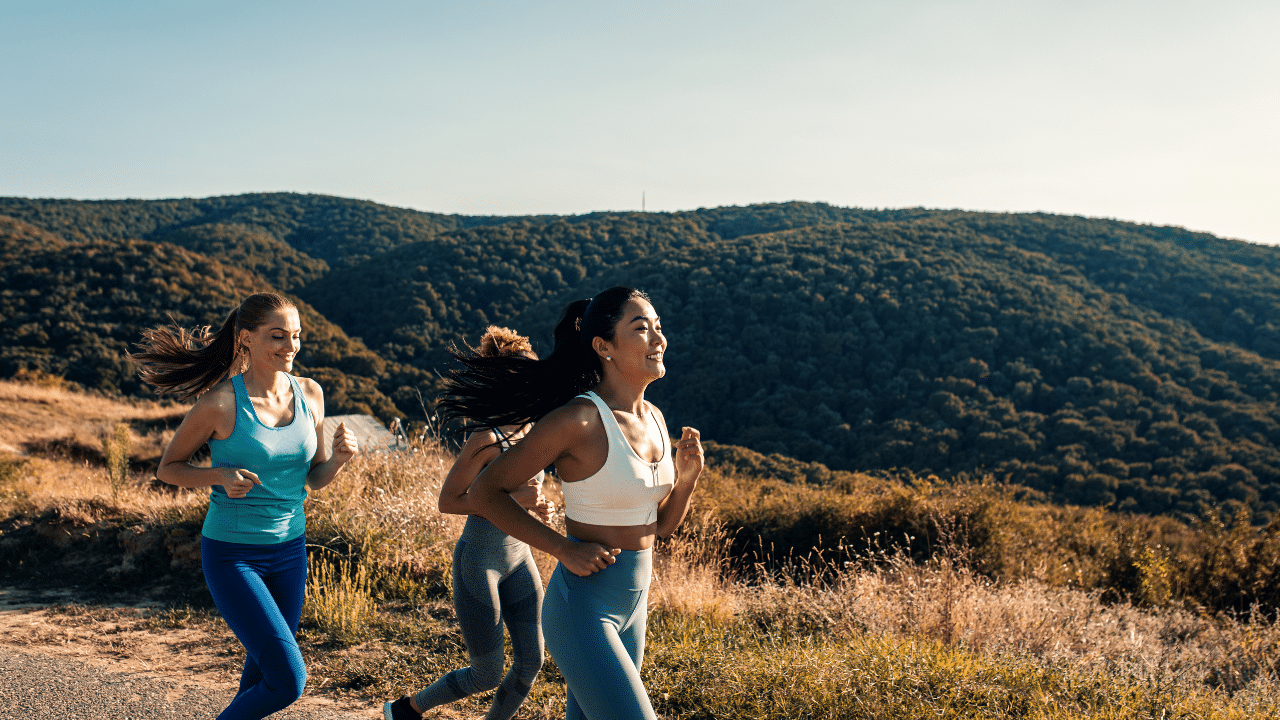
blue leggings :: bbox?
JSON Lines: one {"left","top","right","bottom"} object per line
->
{"left": 543, "top": 539, "right": 655, "bottom": 720}
{"left": 201, "top": 534, "right": 308, "bottom": 720}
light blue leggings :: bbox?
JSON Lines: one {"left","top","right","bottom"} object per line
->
{"left": 543, "top": 538, "right": 655, "bottom": 720}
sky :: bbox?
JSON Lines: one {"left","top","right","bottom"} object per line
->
{"left": 3, "top": 0, "right": 1277, "bottom": 244}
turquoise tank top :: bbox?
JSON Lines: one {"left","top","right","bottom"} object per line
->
{"left": 203, "top": 373, "right": 318, "bottom": 544}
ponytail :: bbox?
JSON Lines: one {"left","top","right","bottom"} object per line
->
{"left": 439, "top": 287, "right": 648, "bottom": 431}
{"left": 130, "top": 293, "right": 295, "bottom": 400}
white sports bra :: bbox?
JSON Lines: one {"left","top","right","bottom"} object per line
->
{"left": 560, "top": 391, "right": 675, "bottom": 526}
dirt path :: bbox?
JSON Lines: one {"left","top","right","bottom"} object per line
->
{"left": 0, "top": 587, "right": 381, "bottom": 719}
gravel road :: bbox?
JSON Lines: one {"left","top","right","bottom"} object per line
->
{"left": 0, "top": 648, "right": 376, "bottom": 720}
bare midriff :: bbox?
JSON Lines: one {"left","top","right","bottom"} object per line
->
{"left": 566, "top": 518, "right": 658, "bottom": 551}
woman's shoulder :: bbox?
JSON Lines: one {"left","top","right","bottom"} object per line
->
{"left": 460, "top": 427, "right": 503, "bottom": 462}
{"left": 291, "top": 374, "right": 324, "bottom": 406}
{"left": 187, "top": 379, "right": 237, "bottom": 426}
{"left": 540, "top": 396, "right": 603, "bottom": 433}
{"left": 199, "top": 378, "right": 237, "bottom": 408}
{"left": 645, "top": 400, "right": 667, "bottom": 422}
{"left": 465, "top": 426, "right": 502, "bottom": 447}
{"left": 291, "top": 374, "right": 322, "bottom": 394}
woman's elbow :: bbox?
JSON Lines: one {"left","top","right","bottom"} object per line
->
{"left": 155, "top": 465, "right": 179, "bottom": 487}
{"left": 438, "top": 493, "right": 470, "bottom": 515}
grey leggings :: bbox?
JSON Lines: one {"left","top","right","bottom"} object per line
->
{"left": 413, "top": 516, "right": 545, "bottom": 720}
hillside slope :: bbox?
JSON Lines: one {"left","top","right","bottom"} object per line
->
{"left": 0, "top": 235, "right": 423, "bottom": 417}
{"left": 0, "top": 193, "right": 466, "bottom": 267}
{"left": 4, "top": 194, "right": 1280, "bottom": 518}
{"left": 294, "top": 213, "right": 718, "bottom": 364}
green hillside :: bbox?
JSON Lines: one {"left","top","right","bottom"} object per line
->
{"left": 4, "top": 194, "right": 1280, "bottom": 520}
{"left": 0, "top": 215, "right": 65, "bottom": 260}
{"left": 0, "top": 232, "right": 427, "bottom": 418}
{"left": 294, "top": 214, "right": 719, "bottom": 365}
{"left": 953, "top": 214, "right": 1280, "bottom": 361}
{"left": 0, "top": 193, "right": 529, "bottom": 267}
{"left": 152, "top": 222, "right": 329, "bottom": 291}
{"left": 515, "top": 218, "right": 1280, "bottom": 519}
{"left": 292, "top": 204, "right": 955, "bottom": 364}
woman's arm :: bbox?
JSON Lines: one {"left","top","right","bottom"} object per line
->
{"left": 156, "top": 385, "right": 260, "bottom": 498}
{"left": 469, "top": 405, "right": 621, "bottom": 576}
{"left": 655, "top": 423, "right": 704, "bottom": 539}
{"left": 437, "top": 431, "right": 502, "bottom": 515}
{"left": 439, "top": 430, "right": 546, "bottom": 516}
{"left": 303, "top": 378, "right": 358, "bottom": 491}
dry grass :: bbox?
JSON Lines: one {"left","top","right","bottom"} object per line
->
{"left": 0, "top": 378, "right": 186, "bottom": 459}
{"left": 732, "top": 548, "right": 1280, "bottom": 697}
{"left": 651, "top": 511, "right": 738, "bottom": 624}
{"left": 0, "top": 378, "right": 203, "bottom": 527}
{"left": 0, "top": 451, "right": 209, "bottom": 527}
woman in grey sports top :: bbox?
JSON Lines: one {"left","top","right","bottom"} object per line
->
{"left": 439, "top": 287, "right": 704, "bottom": 720}
{"left": 383, "top": 326, "right": 553, "bottom": 720}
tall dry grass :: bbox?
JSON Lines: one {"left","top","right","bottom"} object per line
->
{"left": 0, "top": 449, "right": 209, "bottom": 529}
{"left": 644, "top": 500, "right": 1280, "bottom": 716}
{"left": 643, "top": 523, "right": 1280, "bottom": 718}
{"left": 0, "top": 378, "right": 185, "bottom": 457}
{"left": 0, "top": 378, "right": 201, "bottom": 527}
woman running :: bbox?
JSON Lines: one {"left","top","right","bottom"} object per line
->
{"left": 383, "top": 326, "right": 553, "bottom": 720}
{"left": 442, "top": 286, "right": 704, "bottom": 720}
{"left": 132, "top": 292, "right": 358, "bottom": 720}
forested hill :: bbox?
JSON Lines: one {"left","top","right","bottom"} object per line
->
{"left": 0, "top": 193, "right": 541, "bottom": 268}
{"left": 3, "top": 194, "right": 1280, "bottom": 520}
{"left": 0, "top": 218, "right": 427, "bottom": 418}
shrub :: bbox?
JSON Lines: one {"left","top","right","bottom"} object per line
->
{"left": 304, "top": 553, "right": 376, "bottom": 646}
{"left": 101, "top": 421, "right": 130, "bottom": 503}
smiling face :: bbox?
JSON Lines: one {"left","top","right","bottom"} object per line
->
{"left": 594, "top": 297, "right": 666, "bottom": 382}
{"left": 240, "top": 307, "right": 302, "bottom": 374}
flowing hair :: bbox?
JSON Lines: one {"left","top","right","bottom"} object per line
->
{"left": 439, "top": 286, "right": 649, "bottom": 432}
{"left": 129, "top": 293, "right": 296, "bottom": 400}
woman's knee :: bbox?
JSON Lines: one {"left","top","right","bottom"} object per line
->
{"left": 260, "top": 637, "right": 308, "bottom": 700}
{"left": 280, "top": 663, "right": 307, "bottom": 701}
{"left": 512, "top": 651, "right": 544, "bottom": 684}
{"left": 468, "top": 650, "right": 506, "bottom": 691}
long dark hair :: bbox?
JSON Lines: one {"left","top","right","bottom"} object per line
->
{"left": 130, "top": 293, "right": 296, "bottom": 400}
{"left": 439, "top": 286, "right": 650, "bottom": 431}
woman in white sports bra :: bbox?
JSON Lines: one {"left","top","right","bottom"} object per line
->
{"left": 439, "top": 286, "right": 704, "bottom": 720}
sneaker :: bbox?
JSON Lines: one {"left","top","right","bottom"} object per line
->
{"left": 383, "top": 696, "right": 421, "bottom": 720}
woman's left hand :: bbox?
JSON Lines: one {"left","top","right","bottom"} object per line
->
{"left": 674, "top": 426, "right": 703, "bottom": 482}
{"left": 532, "top": 495, "right": 555, "bottom": 525}
{"left": 332, "top": 421, "right": 359, "bottom": 463}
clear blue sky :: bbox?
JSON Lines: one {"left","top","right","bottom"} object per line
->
{"left": 3, "top": 1, "right": 1277, "bottom": 244}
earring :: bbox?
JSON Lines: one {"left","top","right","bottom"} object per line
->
{"left": 606, "top": 357, "right": 612, "bottom": 361}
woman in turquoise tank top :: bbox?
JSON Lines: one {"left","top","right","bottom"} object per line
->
{"left": 132, "top": 292, "right": 359, "bottom": 720}
{"left": 438, "top": 287, "right": 704, "bottom": 720}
